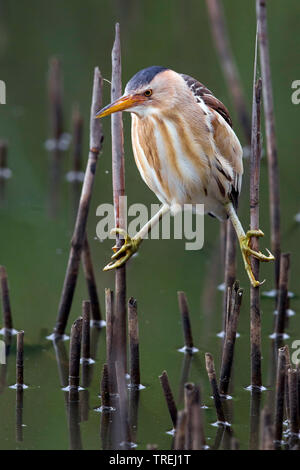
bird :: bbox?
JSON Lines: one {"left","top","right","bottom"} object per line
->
{"left": 96, "top": 66, "right": 274, "bottom": 287}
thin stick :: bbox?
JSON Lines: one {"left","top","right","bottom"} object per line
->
{"left": 81, "top": 301, "right": 90, "bottom": 361}
{"left": 184, "top": 383, "right": 195, "bottom": 449}
{"left": 0, "top": 266, "right": 13, "bottom": 331}
{"left": 159, "top": 370, "right": 177, "bottom": 428}
{"left": 205, "top": 352, "right": 226, "bottom": 424}
{"left": 101, "top": 363, "right": 110, "bottom": 409}
{"left": 274, "top": 253, "right": 290, "bottom": 336}
{"left": 177, "top": 292, "right": 194, "bottom": 351}
{"left": 284, "top": 346, "right": 291, "bottom": 423}
{"left": 288, "top": 369, "right": 299, "bottom": 435}
{"left": 219, "top": 282, "right": 243, "bottom": 395}
{"left": 274, "top": 346, "right": 286, "bottom": 444}
{"left": 105, "top": 288, "right": 116, "bottom": 394}
{"left": 69, "top": 317, "right": 82, "bottom": 402}
{"left": 205, "top": 0, "right": 251, "bottom": 144}
{"left": 128, "top": 297, "right": 140, "bottom": 387}
{"left": 111, "top": 23, "right": 127, "bottom": 372}
{"left": 256, "top": 0, "right": 281, "bottom": 288}
{"left": 16, "top": 331, "right": 24, "bottom": 388}
{"left": 174, "top": 410, "right": 187, "bottom": 450}
{"left": 82, "top": 237, "right": 102, "bottom": 324}
{"left": 250, "top": 54, "right": 263, "bottom": 388}
{"left": 53, "top": 68, "right": 103, "bottom": 337}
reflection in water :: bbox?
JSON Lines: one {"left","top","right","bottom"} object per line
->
{"left": 68, "top": 401, "right": 82, "bottom": 450}
{"left": 16, "top": 388, "right": 23, "bottom": 443}
{"left": 249, "top": 390, "right": 262, "bottom": 450}
{"left": 177, "top": 353, "right": 193, "bottom": 407}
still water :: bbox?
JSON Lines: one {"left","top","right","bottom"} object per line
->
{"left": 0, "top": 0, "right": 299, "bottom": 450}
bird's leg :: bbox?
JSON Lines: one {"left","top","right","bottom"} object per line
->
{"left": 103, "top": 204, "right": 170, "bottom": 271}
{"left": 225, "top": 202, "right": 275, "bottom": 287}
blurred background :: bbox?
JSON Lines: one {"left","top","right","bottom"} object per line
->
{"left": 0, "top": 0, "right": 299, "bottom": 450}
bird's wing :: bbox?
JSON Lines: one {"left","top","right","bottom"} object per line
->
{"left": 181, "top": 73, "right": 243, "bottom": 209}
{"left": 181, "top": 73, "right": 232, "bottom": 127}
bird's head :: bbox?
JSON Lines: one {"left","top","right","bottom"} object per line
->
{"left": 96, "top": 66, "right": 182, "bottom": 119}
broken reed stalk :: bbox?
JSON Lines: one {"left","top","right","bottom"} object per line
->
{"left": 82, "top": 237, "right": 102, "bottom": 324}
{"left": 174, "top": 410, "right": 187, "bottom": 450}
{"left": 81, "top": 301, "right": 90, "bottom": 361}
{"left": 274, "top": 346, "right": 286, "bottom": 444}
{"left": 69, "top": 317, "right": 83, "bottom": 402}
{"left": 223, "top": 221, "right": 236, "bottom": 333}
{"left": 288, "top": 369, "right": 299, "bottom": 435}
{"left": 205, "top": 0, "right": 251, "bottom": 144}
{"left": 128, "top": 297, "right": 140, "bottom": 387}
{"left": 105, "top": 288, "right": 116, "bottom": 393}
{"left": 72, "top": 106, "right": 84, "bottom": 174}
{"left": 16, "top": 388, "right": 23, "bottom": 443}
{"left": 16, "top": 331, "right": 24, "bottom": 388}
{"left": 159, "top": 371, "right": 178, "bottom": 428}
{"left": 177, "top": 291, "right": 194, "bottom": 351}
{"left": 0, "top": 266, "right": 13, "bottom": 331}
{"left": 256, "top": 0, "right": 281, "bottom": 288}
{"left": 54, "top": 68, "right": 103, "bottom": 337}
{"left": 111, "top": 23, "right": 127, "bottom": 372}
{"left": 219, "top": 282, "right": 243, "bottom": 396}
{"left": 205, "top": 353, "right": 226, "bottom": 424}
{"left": 101, "top": 363, "right": 110, "bottom": 409}
{"left": 274, "top": 253, "right": 290, "bottom": 337}
{"left": 250, "top": 41, "right": 263, "bottom": 388}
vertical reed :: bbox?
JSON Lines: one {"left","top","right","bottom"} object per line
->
{"left": 174, "top": 410, "right": 187, "bottom": 450}
{"left": 288, "top": 369, "right": 299, "bottom": 435}
{"left": 128, "top": 297, "right": 140, "bottom": 387}
{"left": 250, "top": 37, "right": 263, "bottom": 387}
{"left": 81, "top": 301, "right": 91, "bottom": 361}
{"left": 256, "top": 0, "right": 281, "bottom": 288}
{"left": 69, "top": 318, "right": 82, "bottom": 402}
{"left": 100, "top": 363, "right": 110, "bottom": 409}
{"left": 205, "top": 353, "right": 226, "bottom": 424}
{"left": 82, "top": 237, "right": 102, "bottom": 324}
{"left": 177, "top": 291, "right": 194, "bottom": 352}
{"left": 111, "top": 23, "right": 127, "bottom": 372}
{"left": 0, "top": 266, "right": 13, "bottom": 331}
{"left": 16, "top": 331, "right": 24, "bottom": 388}
{"left": 159, "top": 370, "right": 178, "bottom": 428}
{"left": 54, "top": 68, "right": 103, "bottom": 337}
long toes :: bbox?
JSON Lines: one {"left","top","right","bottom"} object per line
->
{"left": 111, "top": 243, "right": 130, "bottom": 261}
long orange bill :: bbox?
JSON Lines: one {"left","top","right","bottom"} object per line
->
{"left": 95, "top": 95, "right": 144, "bottom": 119}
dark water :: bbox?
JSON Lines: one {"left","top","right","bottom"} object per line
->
{"left": 0, "top": 0, "right": 299, "bottom": 450}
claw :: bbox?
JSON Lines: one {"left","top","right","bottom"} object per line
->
{"left": 239, "top": 230, "right": 275, "bottom": 288}
{"left": 103, "top": 228, "right": 141, "bottom": 272}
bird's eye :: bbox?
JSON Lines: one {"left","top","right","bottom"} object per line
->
{"left": 144, "top": 89, "right": 152, "bottom": 97}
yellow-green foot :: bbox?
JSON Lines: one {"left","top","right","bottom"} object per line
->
{"left": 103, "top": 228, "right": 141, "bottom": 272}
{"left": 239, "top": 229, "right": 275, "bottom": 288}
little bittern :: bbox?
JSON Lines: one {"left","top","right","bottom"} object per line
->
{"left": 96, "top": 66, "right": 274, "bottom": 287}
